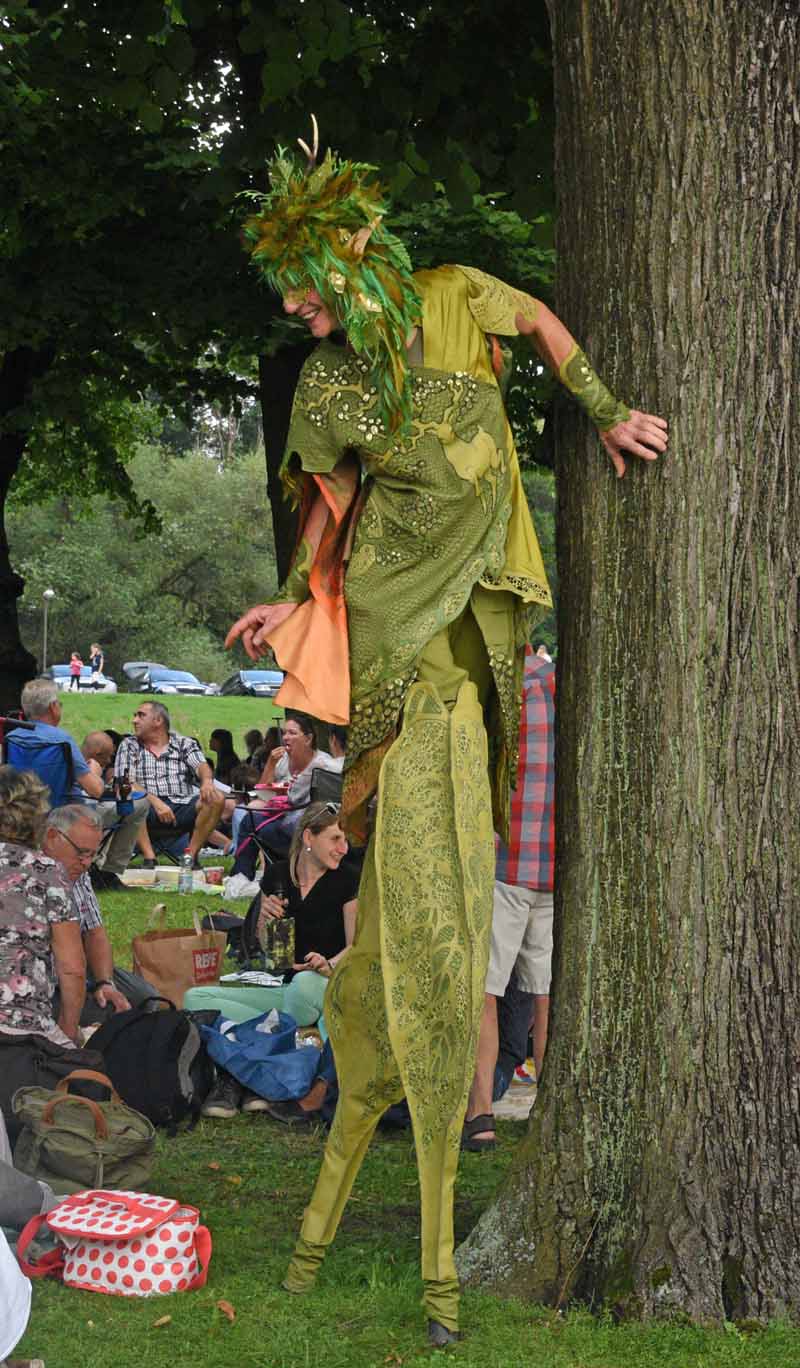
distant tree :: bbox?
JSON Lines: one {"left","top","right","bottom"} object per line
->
{"left": 7, "top": 446, "right": 278, "bottom": 682}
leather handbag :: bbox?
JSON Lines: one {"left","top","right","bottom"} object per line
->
{"left": 17, "top": 1188, "right": 211, "bottom": 1296}
{"left": 12, "top": 1068, "right": 156, "bottom": 1193}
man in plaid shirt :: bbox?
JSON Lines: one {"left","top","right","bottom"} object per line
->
{"left": 114, "top": 701, "right": 225, "bottom": 867}
{"left": 463, "top": 644, "right": 555, "bottom": 1150}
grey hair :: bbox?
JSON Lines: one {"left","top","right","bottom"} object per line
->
{"left": 21, "top": 677, "right": 60, "bottom": 718}
{"left": 45, "top": 804, "right": 103, "bottom": 835}
{"left": 145, "top": 700, "right": 171, "bottom": 732}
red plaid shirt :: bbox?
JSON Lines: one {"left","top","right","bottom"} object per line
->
{"left": 495, "top": 648, "right": 555, "bottom": 891}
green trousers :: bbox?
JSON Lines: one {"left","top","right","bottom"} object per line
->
{"left": 284, "top": 665, "right": 495, "bottom": 1332}
{"left": 183, "top": 973, "right": 329, "bottom": 1038}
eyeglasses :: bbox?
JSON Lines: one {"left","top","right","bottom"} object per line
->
{"left": 53, "top": 829, "right": 97, "bottom": 862}
{"left": 323, "top": 802, "right": 340, "bottom": 815}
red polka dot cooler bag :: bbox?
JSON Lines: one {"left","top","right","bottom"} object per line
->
{"left": 17, "top": 1189, "right": 212, "bottom": 1296}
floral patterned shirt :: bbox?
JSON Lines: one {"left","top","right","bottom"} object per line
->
{"left": 0, "top": 840, "right": 76, "bottom": 1034}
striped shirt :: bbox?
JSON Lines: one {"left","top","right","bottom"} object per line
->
{"left": 114, "top": 732, "right": 206, "bottom": 804}
{"left": 495, "top": 649, "right": 555, "bottom": 891}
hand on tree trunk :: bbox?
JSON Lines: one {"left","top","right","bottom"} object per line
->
{"left": 600, "top": 410, "right": 668, "bottom": 478}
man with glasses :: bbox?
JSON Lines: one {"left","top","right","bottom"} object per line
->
{"left": 42, "top": 806, "right": 131, "bottom": 1019}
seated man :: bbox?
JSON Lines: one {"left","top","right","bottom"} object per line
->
{"left": 11, "top": 677, "right": 104, "bottom": 805}
{"left": 114, "top": 701, "right": 225, "bottom": 867}
{"left": 79, "top": 730, "right": 149, "bottom": 892}
{"left": 40, "top": 805, "right": 132, "bottom": 1019}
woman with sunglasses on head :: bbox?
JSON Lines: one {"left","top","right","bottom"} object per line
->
{"left": 185, "top": 803, "right": 357, "bottom": 1117}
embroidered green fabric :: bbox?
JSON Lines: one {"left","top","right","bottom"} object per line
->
{"left": 287, "top": 678, "right": 494, "bottom": 1333}
{"left": 559, "top": 344, "right": 631, "bottom": 432}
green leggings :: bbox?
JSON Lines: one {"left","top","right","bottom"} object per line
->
{"left": 183, "top": 972, "right": 329, "bottom": 1039}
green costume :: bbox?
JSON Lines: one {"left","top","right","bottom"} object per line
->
{"left": 238, "top": 133, "right": 631, "bottom": 1339}
{"left": 273, "top": 264, "right": 551, "bottom": 1333}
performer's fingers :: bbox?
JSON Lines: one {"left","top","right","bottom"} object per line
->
{"left": 224, "top": 613, "right": 254, "bottom": 650}
{"left": 608, "top": 448, "right": 627, "bottom": 479}
{"left": 633, "top": 421, "right": 668, "bottom": 451}
{"left": 241, "top": 628, "right": 260, "bottom": 662}
{"left": 623, "top": 437, "right": 660, "bottom": 461}
{"left": 631, "top": 409, "right": 668, "bottom": 431}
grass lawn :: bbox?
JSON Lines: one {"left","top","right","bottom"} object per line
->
{"left": 57, "top": 691, "right": 284, "bottom": 756}
{"left": 13, "top": 897, "right": 800, "bottom": 1366}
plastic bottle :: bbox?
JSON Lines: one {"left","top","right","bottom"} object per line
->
{"left": 178, "top": 853, "right": 193, "bottom": 895}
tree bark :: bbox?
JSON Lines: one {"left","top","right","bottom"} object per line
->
{"left": 458, "top": 0, "right": 800, "bottom": 1322}
{"left": 0, "top": 348, "right": 53, "bottom": 711}
{"left": 258, "top": 343, "right": 313, "bottom": 583}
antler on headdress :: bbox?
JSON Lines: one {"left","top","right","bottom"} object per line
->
{"left": 296, "top": 113, "right": 319, "bottom": 170}
{"left": 240, "top": 119, "right": 421, "bottom": 433}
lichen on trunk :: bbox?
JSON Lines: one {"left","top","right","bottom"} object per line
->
{"left": 459, "top": 0, "right": 800, "bottom": 1322}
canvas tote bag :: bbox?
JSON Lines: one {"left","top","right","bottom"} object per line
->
{"left": 132, "top": 904, "right": 227, "bottom": 1007}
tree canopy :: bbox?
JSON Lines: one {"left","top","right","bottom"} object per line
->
{"left": 1, "top": 0, "right": 555, "bottom": 703}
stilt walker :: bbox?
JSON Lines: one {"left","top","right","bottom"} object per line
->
{"left": 227, "top": 120, "right": 667, "bottom": 1343}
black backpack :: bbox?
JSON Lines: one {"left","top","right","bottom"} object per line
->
{"left": 0, "top": 1032, "right": 106, "bottom": 1144}
{"left": 90, "top": 997, "right": 214, "bottom": 1132}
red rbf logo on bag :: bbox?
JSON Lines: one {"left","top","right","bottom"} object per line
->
{"left": 192, "top": 948, "right": 221, "bottom": 984}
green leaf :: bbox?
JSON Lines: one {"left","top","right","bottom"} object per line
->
{"left": 164, "top": 29, "right": 194, "bottom": 71}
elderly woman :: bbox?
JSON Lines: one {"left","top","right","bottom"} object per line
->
{"left": 0, "top": 766, "right": 86, "bottom": 1046}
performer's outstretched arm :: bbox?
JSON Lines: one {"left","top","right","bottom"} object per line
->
{"left": 514, "top": 305, "right": 668, "bottom": 478}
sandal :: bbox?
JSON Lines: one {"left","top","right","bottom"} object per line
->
{"left": 461, "top": 1113, "right": 496, "bottom": 1152}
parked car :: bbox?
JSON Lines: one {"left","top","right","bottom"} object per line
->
{"left": 45, "top": 664, "right": 118, "bottom": 694}
{"left": 121, "top": 661, "right": 167, "bottom": 688}
{"left": 122, "top": 663, "right": 215, "bottom": 696}
{"left": 219, "top": 668, "right": 285, "bottom": 698}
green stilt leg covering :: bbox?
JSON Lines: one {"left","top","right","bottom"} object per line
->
{"left": 283, "top": 677, "right": 494, "bottom": 1331}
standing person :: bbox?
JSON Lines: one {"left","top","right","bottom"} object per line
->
{"left": 88, "top": 641, "right": 104, "bottom": 687}
{"left": 463, "top": 645, "right": 555, "bottom": 1151}
{"left": 114, "top": 702, "right": 226, "bottom": 869}
{"left": 68, "top": 651, "right": 83, "bottom": 690}
{"left": 226, "top": 127, "right": 667, "bottom": 1343}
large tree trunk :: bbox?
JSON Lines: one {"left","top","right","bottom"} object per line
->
{"left": 0, "top": 348, "right": 52, "bottom": 711}
{"left": 458, "top": 1, "right": 800, "bottom": 1322}
{"left": 258, "top": 343, "right": 313, "bottom": 583}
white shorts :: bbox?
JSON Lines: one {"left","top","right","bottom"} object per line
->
{"left": 485, "top": 879, "right": 553, "bottom": 997}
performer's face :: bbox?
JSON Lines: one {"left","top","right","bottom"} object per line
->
{"left": 283, "top": 288, "right": 337, "bottom": 338}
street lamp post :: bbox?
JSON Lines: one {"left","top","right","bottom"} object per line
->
{"left": 42, "top": 588, "right": 55, "bottom": 670}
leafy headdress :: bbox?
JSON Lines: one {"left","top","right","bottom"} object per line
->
{"left": 241, "top": 117, "right": 421, "bottom": 434}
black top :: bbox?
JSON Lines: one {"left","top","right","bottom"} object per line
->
{"left": 260, "top": 859, "right": 358, "bottom": 973}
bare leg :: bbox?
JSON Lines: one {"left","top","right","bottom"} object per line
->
{"left": 187, "top": 796, "right": 226, "bottom": 860}
{"left": 465, "top": 993, "right": 499, "bottom": 1140}
{"left": 531, "top": 993, "right": 550, "bottom": 1080}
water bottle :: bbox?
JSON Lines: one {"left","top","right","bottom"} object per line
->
{"left": 178, "top": 853, "right": 193, "bottom": 895}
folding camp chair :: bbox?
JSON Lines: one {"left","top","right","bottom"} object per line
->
{"left": 309, "top": 766, "right": 343, "bottom": 805}
{"left": 0, "top": 716, "right": 74, "bottom": 808}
